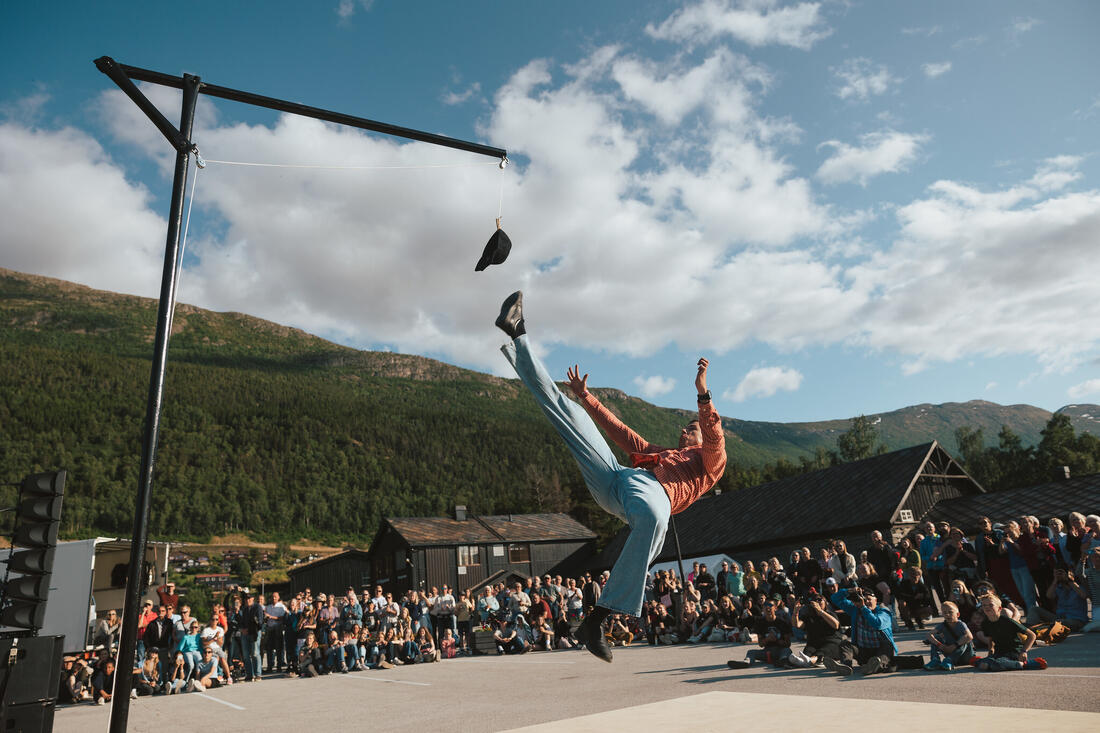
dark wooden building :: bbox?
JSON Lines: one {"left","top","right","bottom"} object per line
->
{"left": 923, "top": 471, "right": 1100, "bottom": 532}
{"left": 595, "top": 441, "right": 984, "bottom": 571}
{"left": 287, "top": 549, "right": 372, "bottom": 596}
{"left": 367, "top": 509, "right": 597, "bottom": 597}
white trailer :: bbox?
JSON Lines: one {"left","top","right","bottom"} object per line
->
{"left": 1, "top": 537, "right": 170, "bottom": 652}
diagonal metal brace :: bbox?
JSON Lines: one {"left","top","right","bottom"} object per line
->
{"left": 94, "top": 56, "right": 195, "bottom": 153}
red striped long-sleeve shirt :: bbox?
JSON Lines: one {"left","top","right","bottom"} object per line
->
{"left": 577, "top": 391, "right": 727, "bottom": 515}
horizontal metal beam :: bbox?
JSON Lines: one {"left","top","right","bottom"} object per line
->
{"left": 97, "top": 57, "right": 506, "bottom": 160}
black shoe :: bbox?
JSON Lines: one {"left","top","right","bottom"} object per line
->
{"left": 726, "top": 660, "right": 750, "bottom": 669}
{"left": 822, "top": 656, "right": 853, "bottom": 676}
{"left": 858, "top": 657, "right": 883, "bottom": 676}
{"left": 575, "top": 615, "right": 613, "bottom": 663}
{"left": 495, "top": 291, "right": 526, "bottom": 339}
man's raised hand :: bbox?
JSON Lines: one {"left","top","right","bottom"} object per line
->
{"left": 567, "top": 365, "right": 588, "bottom": 398}
{"left": 695, "top": 358, "right": 709, "bottom": 395}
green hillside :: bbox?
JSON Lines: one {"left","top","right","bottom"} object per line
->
{"left": 0, "top": 268, "right": 1093, "bottom": 545}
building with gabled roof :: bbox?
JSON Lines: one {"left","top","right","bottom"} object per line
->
{"left": 594, "top": 441, "right": 984, "bottom": 571}
{"left": 366, "top": 508, "right": 597, "bottom": 596}
{"left": 923, "top": 471, "right": 1099, "bottom": 532}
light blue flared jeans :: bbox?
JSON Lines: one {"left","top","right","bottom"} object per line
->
{"left": 502, "top": 336, "right": 670, "bottom": 616}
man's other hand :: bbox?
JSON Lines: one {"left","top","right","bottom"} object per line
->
{"left": 567, "top": 365, "right": 589, "bottom": 398}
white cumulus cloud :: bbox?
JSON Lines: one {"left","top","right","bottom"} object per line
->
{"left": 832, "top": 57, "right": 897, "bottom": 101}
{"left": 1068, "top": 379, "right": 1100, "bottom": 400}
{"left": 725, "top": 366, "right": 804, "bottom": 402}
{"left": 647, "top": 0, "right": 831, "bottom": 50}
{"left": 922, "top": 61, "right": 952, "bottom": 78}
{"left": 634, "top": 375, "right": 677, "bottom": 398}
{"left": 817, "top": 130, "right": 928, "bottom": 186}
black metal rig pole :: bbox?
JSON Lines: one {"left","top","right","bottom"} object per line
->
{"left": 670, "top": 513, "right": 686, "bottom": 622}
{"left": 108, "top": 73, "right": 200, "bottom": 733}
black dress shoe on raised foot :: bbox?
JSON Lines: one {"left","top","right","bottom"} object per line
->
{"left": 495, "top": 290, "right": 526, "bottom": 339}
{"left": 575, "top": 615, "right": 613, "bottom": 663}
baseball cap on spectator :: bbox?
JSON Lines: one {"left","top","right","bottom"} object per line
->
{"left": 824, "top": 577, "right": 837, "bottom": 587}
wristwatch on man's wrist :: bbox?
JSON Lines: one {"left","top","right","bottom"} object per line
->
{"left": 697, "top": 390, "right": 712, "bottom": 403}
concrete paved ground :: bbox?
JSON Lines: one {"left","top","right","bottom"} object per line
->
{"left": 55, "top": 628, "right": 1100, "bottom": 732}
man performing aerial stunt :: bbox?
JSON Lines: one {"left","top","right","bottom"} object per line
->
{"left": 494, "top": 291, "right": 727, "bottom": 662}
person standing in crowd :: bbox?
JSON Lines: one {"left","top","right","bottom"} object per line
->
{"left": 246, "top": 594, "right": 265, "bottom": 681}
{"left": 142, "top": 605, "right": 174, "bottom": 680}
{"left": 828, "top": 541, "right": 858, "bottom": 589}
{"left": 263, "top": 591, "right": 288, "bottom": 673}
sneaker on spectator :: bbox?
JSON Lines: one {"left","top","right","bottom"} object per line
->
{"left": 95, "top": 698, "right": 105, "bottom": 705}
{"left": 378, "top": 659, "right": 394, "bottom": 669}
{"left": 941, "top": 660, "right": 954, "bottom": 671}
{"left": 726, "top": 659, "right": 750, "bottom": 669}
{"left": 822, "top": 657, "right": 853, "bottom": 676}
{"left": 187, "top": 679, "right": 201, "bottom": 693}
{"left": 923, "top": 659, "right": 941, "bottom": 671}
{"left": 1025, "top": 657, "right": 1048, "bottom": 670}
{"left": 858, "top": 657, "right": 883, "bottom": 676}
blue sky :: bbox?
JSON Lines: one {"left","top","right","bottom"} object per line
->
{"left": 2, "top": 0, "right": 1099, "bottom": 423}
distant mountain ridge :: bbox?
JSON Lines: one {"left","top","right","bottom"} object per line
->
{"left": 1, "top": 267, "right": 1094, "bottom": 543}
{"left": 2, "top": 267, "right": 1093, "bottom": 456}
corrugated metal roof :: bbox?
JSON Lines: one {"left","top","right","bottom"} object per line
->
{"left": 386, "top": 513, "right": 596, "bottom": 547}
{"left": 923, "top": 473, "right": 1100, "bottom": 531}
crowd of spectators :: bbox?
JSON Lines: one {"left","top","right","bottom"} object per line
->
{"left": 61, "top": 511, "right": 1099, "bottom": 703}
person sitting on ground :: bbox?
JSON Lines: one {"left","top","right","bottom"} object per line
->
{"left": 166, "top": 652, "right": 187, "bottom": 694}
{"left": 736, "top": 596, "right": 759, "bottom": 643}
{"left": 605, "top": 614, "right": 634, "bottom": 647}
{"left": 947, "top": 579, "right": 978, "bottom": 622}
{"left": 924, "top": 601, "right": 974, "bottom": 671}
{"left": 59, "top": 657, "right": 91, "bottom": 703}
{"left": 553, "top": 608, "right": 577, "bottom": 649}
{"left": 726, "top": 598, "right": 795, "bottom": 669}
{"left": 325, "top": 629, "right": 352, "bottom": 672}
{"left": 440, "top": 627, "right": 458, "bottom": 658}
{"left": 416, "top": 626, "right": 439, "bottom": 662}
{"left": 1030, "top": 567, "right": 1089, "bottom": 631}
{"left": 975, "top": 594, "right": 1046, "bottom": 671}
{"left": 91, "top": 658, "right": 115, "bottom": 705}
{"left": 895, "top": 566, "right": 933, "bottom": 630}
{"left": 533, "top": 610, "right": 556, "bottom": 651}
{"left": 297, "top": 631, "right": 324, "bottom": 677}
{"left": 493, "top": 619, "right": 529, "bottom": 655}
{"left": 398, "top": 625, "right": 420, "bottom": 664}
{"left": 823, "top": 586, "right": 896, "bottom": 676}
{"left": 190, "top": 647, "right": 224, "bottom": 691}
{"left": 133, "top": 649, "right": 160, "bottom": 696}
{"left": 792, "top": 593, "right": 845, "bottom": 667}
{"left": 687, "top": 598, "right": 718, "bottom": 643}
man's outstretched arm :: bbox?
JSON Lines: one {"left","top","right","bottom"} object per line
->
{"left": 567, "top": 365, "right": 663, "bottom": 454}
{"left": 695, "top": 358, "right": 727, "bottom": 477}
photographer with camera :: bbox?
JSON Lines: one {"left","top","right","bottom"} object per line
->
{"left": 726, "top": 597, "right": 794, "bottom": 669}
{"left": 792, "top": 592, "right": 845, "bottom": 667}
{"left": 822, "top": 586, "right": 896, "bottom": 676}
{"left": 1029, "top": 566, "right": 1089, "bottom": 630}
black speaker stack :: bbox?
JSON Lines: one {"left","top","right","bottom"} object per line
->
{"left": 0, "top": 635, "right": 64, "bottom": 733}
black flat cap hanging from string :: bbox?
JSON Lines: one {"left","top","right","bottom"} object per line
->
{"left": 475, "top": 156, "right": 512, "bottom": 271}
